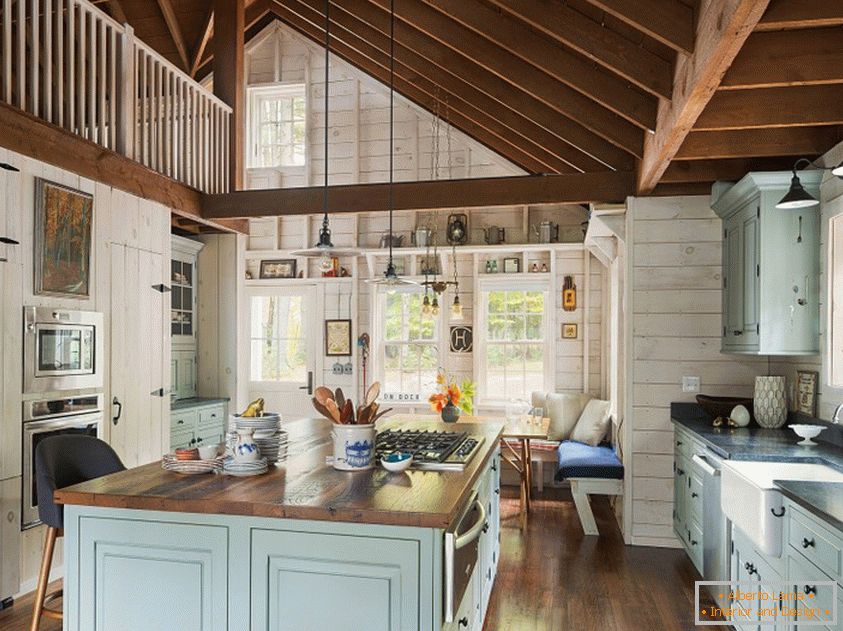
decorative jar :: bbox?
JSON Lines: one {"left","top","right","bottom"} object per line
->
{"left": 753, "top": 376, "right": 788, "bottom": 428}
{"left": 441, "top": 402, "right": 461, "bottom": 423}
{"left": 331, "top": 423, "right": 375, "bottom": 471}
{"left": 233, "top": 428, "right": 260, "bottom": 462}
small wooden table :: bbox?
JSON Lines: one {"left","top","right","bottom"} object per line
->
{"left": 391, "top": 414, "right": 550, "bottom": 522}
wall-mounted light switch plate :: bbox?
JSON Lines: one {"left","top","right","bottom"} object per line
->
{"left": 682, "top": 376, "right": 701, "bottom": 393}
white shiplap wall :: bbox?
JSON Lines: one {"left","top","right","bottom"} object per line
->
{"left": 244, "top": 22, "right": 524, "bottom": 189}
{"left": 626, "top": 195, "right": 768, "bottom": 547}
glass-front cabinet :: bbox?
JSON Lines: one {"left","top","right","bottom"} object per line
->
{"left": 171, "top": 235, "right": 204, "bottom": 400}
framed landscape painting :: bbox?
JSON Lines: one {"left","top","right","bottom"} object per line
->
{"left": 34, "top": 179, "right": 93, "bottom": 298}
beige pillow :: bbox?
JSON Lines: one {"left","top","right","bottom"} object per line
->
{"left": 570, "top": 399, "right": 612, "bottom": 446}
{"left": 546, "top": 393, "right": 592, "bottom": 441}
{"left": 531, "top": 391, "right": 547, "bottom": 411}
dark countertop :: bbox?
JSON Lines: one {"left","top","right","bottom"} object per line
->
{"left": 55, "top": 418, "right": 504, "bottom": 529}
{"left": 170, "top": 396, "right": 230, "bottom": 411}
{"left": 775, "top": 481, "right": 843, "bottom": 533}
{"left": 672, "top": 403, "right": 843, "bottom": 534}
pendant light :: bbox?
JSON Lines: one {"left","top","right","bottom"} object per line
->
{"left": 366, "top": 0, "right": 416, "bottom": 288}
{"left": 292, "top": 0, "right": 356, "bottom": 269}
{"left": 776, "top": 159, "right": 820, "bottom": 210}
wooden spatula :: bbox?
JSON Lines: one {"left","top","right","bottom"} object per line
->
{"left": 311, "top": 397, "right": 334, "bottom": 422}
{"left": 365, "top": 381, "right": 380, "bottom": 406}
{"left": 371, "top": 408, "right": 393, "bottom": 423}
{"left": 325, "top": 398, "right": 342, "bottom": 423}
{"left": 340, "top": 399, "right": 355, "bottom": 424}
{"left": 334, "top": 388, "right": 345, "bottom": 409}
{"left": 314, "top": 386, "right": 334, "bottom": 407}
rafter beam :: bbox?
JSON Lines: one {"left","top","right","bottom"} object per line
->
{"left": 674, "top": 127, "right": 842, "bottom": 161}
{"left": 203, "top": 173, "right": 636, "bottom": 218}
{"left": 190, "top": 6, "right": 215, "bottom": 78}
{"left": 580, "top": 0, "right": 695, "bottom": 55}
{"left": 696, "top": 85, "right": 843, "bottom": 130}
{"left": 191, "top": 1, "right": 273, "bottom": 77}
{"left": 636, "top": 0, "right": 771, "bottom": 194}
{"left": 109, "top": 0, "right": 127, "bottom": 24}
{"left": 661, "top": 157, "right": 801, "bottom": 183}
{"left": 270, "top": 2, "right": 550, "bottom": 173}
{"left": 721, "top": 28, "right": 843, "bottom": 90}
{"left": 482, "top": 0, "right": 673, "bottom": 99}
{"left": 365, "top": 0, "right": 643, "bottom": 157}
{"left": 757, "top": 0, "right": 843, "bottom": 31}
{"left": 156, "top": 0, "right": 190, "bottom": 71}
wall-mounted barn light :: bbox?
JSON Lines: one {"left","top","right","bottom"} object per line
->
{"left": 777, "top": 158, "right": 843, "bottom": 210}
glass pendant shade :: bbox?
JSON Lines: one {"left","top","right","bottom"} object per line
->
{"left": 318, "top": 250, "right": 333, "bottom": 273}
{"left": 450, "top": 295, "right": 463, "bottom": 320}
{"left": 776, "top": 174, "right": 819, "bottom": 210}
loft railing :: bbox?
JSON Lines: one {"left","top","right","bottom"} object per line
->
{"left": 0, "top": 0, "right": 230, "bottom": 193}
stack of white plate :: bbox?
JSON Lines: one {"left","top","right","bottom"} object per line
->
{"left": 223, "top": 456, "right": 269, "bottom": 477}
{"left": 228, "top": 414, "right": 288, "bottom": 464}
{"left": 162, "top": 454, "right": 224, "bottom": 475}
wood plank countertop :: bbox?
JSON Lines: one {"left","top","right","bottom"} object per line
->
{"left": 54, "top": 417, "right": 504, "bottom": 529}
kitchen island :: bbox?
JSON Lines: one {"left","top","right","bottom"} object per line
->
{"left": 56, "top": 418, "right": 504, "bottom": 631}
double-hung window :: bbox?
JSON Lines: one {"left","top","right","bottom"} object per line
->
{"left": 375, "top": 287, "right": 442, "bottom": 398}
{"left": 476, "top": 280, "right": 552, "bottom": 404}
{"left": 247, "top": 83, "right": 306, "bottom": 168}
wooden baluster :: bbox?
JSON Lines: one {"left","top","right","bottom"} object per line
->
{"left": 3, "top": 0, "right": 11, "bottom": 103}
{"left": 67, "top": 0, "right": 74, "bottom": 130}
{"left": 55, "top": 0, "right": 63, "bottom": 127}
{"left": 44, "top": 0, "right": 53, "bottom": 122}
{"left": 77, "top": 4, "right": 85, "bottom": 137}
{"left": 17, "top": 0, "right": 24, "bottom": 110}
{"left": 108, "top": 26, "right": 116, "bottom": 149}
{"left": 31, "top": 0, "right": 39, "bottom": 116}
{"left": 163, "top": 66, "right": 170, "bottom": 176}
{"left": 97, "top": 17, "right": 105, "bottom": 145}
{"left": 156, "top": 60, "right": 162, "bottom": 172}
{"left": 88, "top": 7, "right": 96, "bottom": 140}
{"left": 138, "top": 49, "right": 146, "bottom": 165}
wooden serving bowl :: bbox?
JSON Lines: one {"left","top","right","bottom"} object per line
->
{"left": 695, "top": 395, "right": 754, "bottom": 421}
{"left": 174, "top": 448, "right": 200, "bottom": 461}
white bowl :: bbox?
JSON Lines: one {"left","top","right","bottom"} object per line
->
{"left": 381, "top": 453, "right": 413, "bottom": 472}
{"left": 197, "top": 444, "right": 221, "bottom": 460}
{"left": 790, "top": 424, "right": 826, "bottom": 446}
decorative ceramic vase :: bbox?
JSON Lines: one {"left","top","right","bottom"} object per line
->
{"left": 441, "top": 402, "right": 461, "bottom": 423}
{"left": 753, "top": 376, "right": 788, "bottom": 428}
{"left": 234, "top": 428, "right": 260, "bottom": 462}
{"left": 331, "top": 423, "right": 375, "bottom": 471}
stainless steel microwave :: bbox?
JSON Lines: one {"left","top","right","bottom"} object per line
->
{"left": 24, "top": 307, "right": 104, "bottom": 394}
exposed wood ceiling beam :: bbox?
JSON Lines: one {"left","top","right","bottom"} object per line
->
{"left": 579, "top": 0, "right": 695, "bottom": 55}
{"left": 277, "top": 0, "right": 634, "bottom": 171}
{"left": 109, "top": 0, "right": 128, "bottom": 23}
{"left": 650, "top": 182, "right": 713, "bottom": 197}
{"left": 757, "top": 0, "right": 843, "bottom": 30}
{"left": 636, "top": 0, "right": 771, "bottom": 194}
{"left": 482, "top": 0, "right": 673, "bottom": 100}
{"left": 192, "top": 1, "right": 274, "bottom": 77}
{"left": 424, "top": 0, "right": 657, "bottom": 127}
{"left": 202, "top": 172, "right": 636, "bottom": 218}
{"left": 696, "top": 85, "right": 843, "bottom": 130}
{"left": 363, "top": 0, "right": 643, "bottom": 157}
{"left": 721, "top": 28, "right": 843, "bottom": 90}
{"left": 190, "top": 5, "right": 216, "bottom": 78}
{"left": 661, "top": 157, "right": 801, "bottom": 183}
{"left": 674, "top": 127, "right": 842, "bottom": 160}
{"left": 0, "top": 101, "right": 239, "bottom": 234}
{"left": 270, "top": 3, "right": 552, "bottom": 173}
{"left": 277, "top": 1, "right": 594, "bottom": 173}
{"left": 156, "top": 0, "right": 190, "bottom": 71}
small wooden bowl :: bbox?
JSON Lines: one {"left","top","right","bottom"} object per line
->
{"left": 175, "top": 448, "right": 199, "bottom": 461}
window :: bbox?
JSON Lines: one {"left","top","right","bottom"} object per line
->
{"left": 247, "top": 84, "right": 306, "bottom": 168}
{"left": 249, "top": 294, "right": 307, "bottom": 382}
{"left": 377, "top": 288, "right": 441, "bottom": 396}
{"left": 477, "top": 283, "right": 551, "bottom": 403}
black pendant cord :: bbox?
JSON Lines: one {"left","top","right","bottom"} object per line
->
{"left": 317, "top": 0, "right": 332, "bottom": 248}
{"left": 386, "top": 0, "right": 395, "bottom": 277}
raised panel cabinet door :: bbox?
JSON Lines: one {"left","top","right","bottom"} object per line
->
{"left": 723, "top": 213, "right": 744, "bottom": 348}
{"left": 251, "top": 528, "right": 420, "bottom": 631}
{"left": 673, "top": 452, "right": 688, "bottom": 536}
{"left": 740, "top": 206, "right": 760, "bottom": 347}
{"left": 0, "top": 263, "right": 22, "bottom": 480}
{"left": 75, "top": 518, "right": 228, "bottom": 631}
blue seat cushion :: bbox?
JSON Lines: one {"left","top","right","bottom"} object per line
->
{"left": 555, "top": 440, "right": 624, "bottom": 481}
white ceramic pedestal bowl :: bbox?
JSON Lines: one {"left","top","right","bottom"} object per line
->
{"left": 790, "top": 424, "right": 826, "bottom": 446}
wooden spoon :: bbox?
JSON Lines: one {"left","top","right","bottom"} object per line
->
{"left": 311, "top": 397, "right": 334, "bottom": 422}
{"left": 340, "top": 399, "right": 355, "bottom": 424}
{"left": 371, "top": 408, "right": 393, "bottom": 423}
{"left": 325, "top": 398, "right": 342, "bottom": 423}
{"left": 357, "top": 405, "right": 369, "bottom": 425}
{"left": 314, "top": 386, "right": 334, "bottom": 407}
{"left": 365, "top": 381, "right": 380, "bottom": 406}
{"left": 334, "top": 388, "right": 345, "bottom": 409}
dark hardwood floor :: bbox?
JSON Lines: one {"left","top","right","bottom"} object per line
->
{"left": 0, "top": 488, "right": 728, "bottom": 631}
{"left": 485, "top": 487, "right": 730, "bottom": 631}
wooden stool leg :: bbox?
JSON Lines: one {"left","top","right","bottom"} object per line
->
{"left": 30, "top": 526, "right": 58, "bottom": 631}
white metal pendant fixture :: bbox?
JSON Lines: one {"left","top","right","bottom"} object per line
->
{"left": 366, "top": 0, "right": 416, "bottom": 288}
{"left": 292, "top": 0, "right": 357, "bottom": 269}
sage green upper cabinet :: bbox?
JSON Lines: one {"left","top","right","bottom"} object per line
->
{"left": 712, "top": 172, "right": 822, "bottom": 355}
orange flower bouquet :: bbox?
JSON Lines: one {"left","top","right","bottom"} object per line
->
{"left": 429, "top": 369, "right": 475, "bottom": 421}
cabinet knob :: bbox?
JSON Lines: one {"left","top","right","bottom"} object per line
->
{"left": 804, "top": 586, "right": 817, "bottom": 596}
{"left": 676, "top": 468, "right": 685, "bottom": 476}
{"left": 458, "top": 617, "right": 469, "bottom": 628}
{"left": 676, "top": 440, "right": 683, "bottom": 446}
{"left": 733, "top": 330, "right": 743, "bottom": 336}
{"left": 482, "top": 522, "right": 489, "bottom": 534}
{"left": 801, "top": 537, "right": 815, "bottom": 549}
{"left": 196, "top": 437, "right": 203, "bottom": 443}
{"left": 189, "top": 438, "right": 196, "bottom": 446}
{"left": 691, "top": 492, "right": 699, "bottom": 498}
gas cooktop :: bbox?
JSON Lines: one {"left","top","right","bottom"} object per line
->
{"left": 375, "top": 429, "right": 484, "bottom": 471}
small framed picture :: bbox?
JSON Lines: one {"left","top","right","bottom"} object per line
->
{"left": 325, "top": 319, "right": 352, "bottom": 356}
{"left": 503, "top": 257, "right": 520, "bottom": 273}
{"left": 562, "top": 323, "right": 578, "bottom": 339}
{"left": 796, "top": 370, "right": 819, "bottom": 416}
{"left": 260, "top": 259, "right": 297, "bottom": 279}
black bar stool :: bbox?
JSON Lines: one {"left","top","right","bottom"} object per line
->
{"left": 31, "top": 435, "right": 125, "bottom": 631}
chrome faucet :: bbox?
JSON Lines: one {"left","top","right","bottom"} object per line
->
{"left": 833, "top": 403, "right": 843, "bottom": 424}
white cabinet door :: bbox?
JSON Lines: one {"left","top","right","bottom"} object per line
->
{"left": 110, "top": 244, "right": 168, "bottom": 467}
{"left": 0, "top": 262, "right": 22, "bottom": 481}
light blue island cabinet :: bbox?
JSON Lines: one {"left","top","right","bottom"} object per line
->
{"left": 57, "top": 419, "right": 503, "bottom": 631}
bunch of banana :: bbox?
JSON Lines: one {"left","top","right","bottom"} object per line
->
{"left": 240, "top": 397, "right": 265, "bottom": 418}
